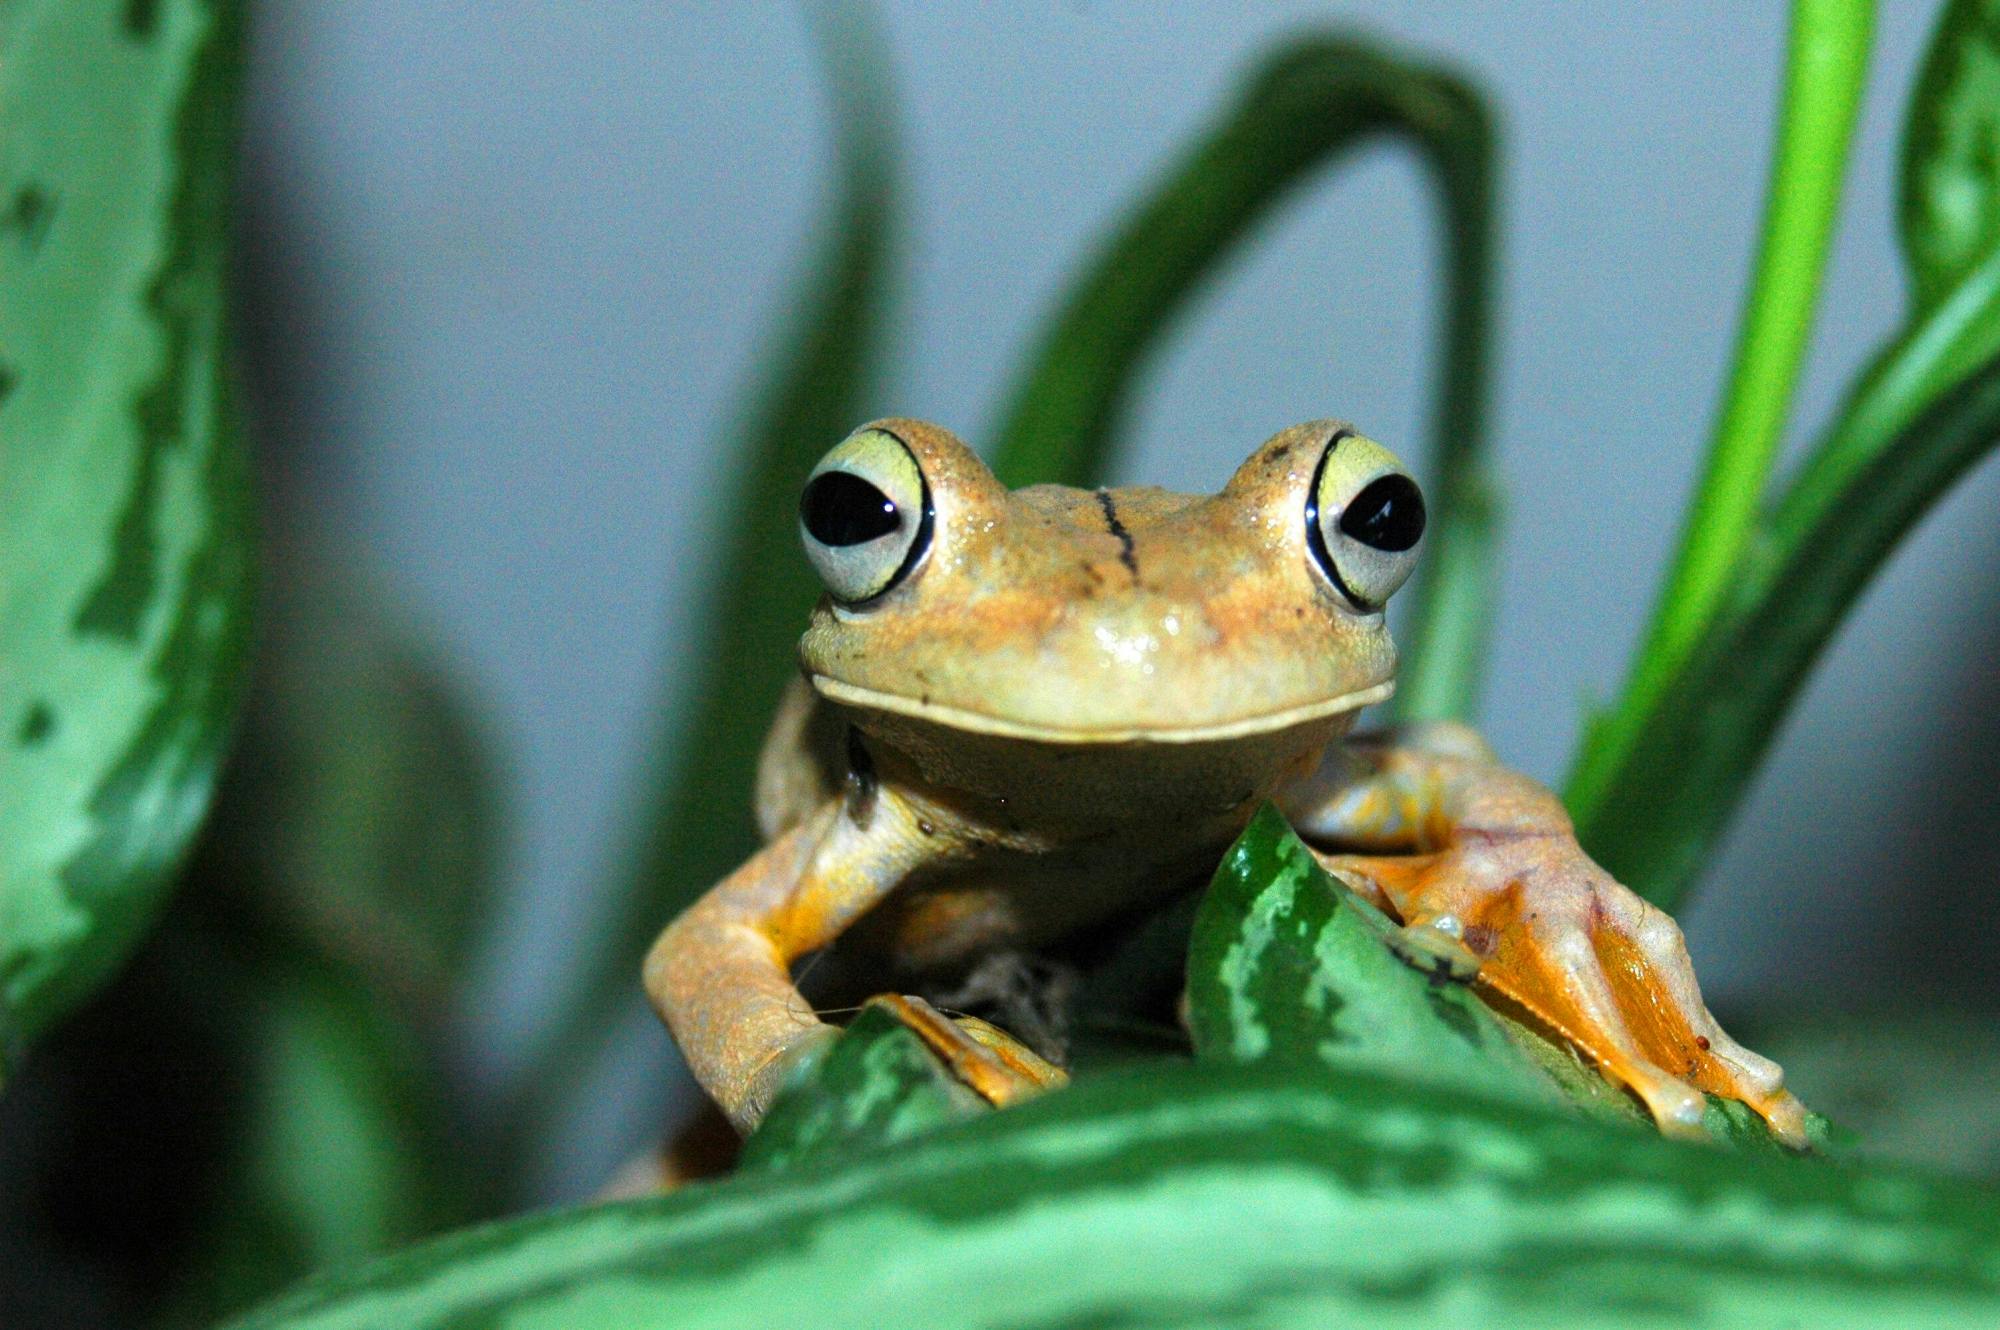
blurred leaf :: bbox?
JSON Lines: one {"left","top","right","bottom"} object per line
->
{"left": 0, "top": 0, "right": 255, "bottom": 1072}
{"left": 0, "top": 885, "right": 472, "bottom": 1328}
{"left": 988, "top": 34, "right": 1499, "bottom": 721}
{"left": 228, "top": 1060, "right": 2000, "bottom": 1330}
{"left": 515, "top": 3, "right": 899, "bottom": 1131}
{"left": 1569, "top": 0, "right": 1872, "bottom": 816}
{"left": 160, "top": 934, "right": 474, "bottom": 1329}
{"left": 1734, "top": 1005, "right": 2000, "bottom": 1180}
{"left": 0, "top": 565, "right": 501, "bottom": 1322}
{"left": 134, "top": 568, "right": 501, "bottom": 1318}
{"left": 1901, "top": 0, "right": 2000, "bottom": 311}
{"left": 1186, "top": 805, "right": 1557, "bottom": 1110}
{"left": 210, "top": 571, "right": 500, "bottom": 1023}
{"left": 737, "top": 1005, "right": 986, "bottom": 1176}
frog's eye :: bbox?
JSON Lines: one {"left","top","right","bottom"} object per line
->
{"left": 1305, "top": 429, "right": 1425, "bottom": 611}
{"left": 798, "top": 427, "right": 934, "bottom": 604}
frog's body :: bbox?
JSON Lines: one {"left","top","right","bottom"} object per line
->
{"left": 647, "top": 419, "right": 1808, "bottom": 1146}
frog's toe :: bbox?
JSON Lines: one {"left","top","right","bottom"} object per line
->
{"left": 1699, "top": 1031, "right": 1810, "bottom": 1147}
{"left": 1754, "top": 1088, "right": 1811, "bottom": 1149}
{"left": 863, "top": 993, "right": 1068, "bottom": 1108}
{"left": 1387, "top": 916, "right": 1483, "bottom": 985}
{"left": 1618, "top": 1062, "right": 1710, "bottom": 1142}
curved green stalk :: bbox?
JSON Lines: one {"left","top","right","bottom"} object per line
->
{"left": 1568, "top": 0, "right": 1874, "bottom": 819}
{"left": 1571, "top": 0, "right": 2000, "bottom": 907}
{"left": 988, "top": 37, "right": 1499, "bottom": 721}
{"left": 1785, "top": 235, "right": 2000, "bottom": 537}
{"left": 1577, "top": 352, "right": 2000, "bottom": 911}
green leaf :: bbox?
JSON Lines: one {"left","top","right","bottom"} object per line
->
{"left": 204, "top": 572, "right": 499, "bottom": 1022}
{"left": 1189, "top": 808, "right": 1829, "bottom": 1154}
{"left": 226, "top": 1060, "right": 2000, "bottom": 1330}
{"left": 0, "top": 0, "right": 254, "bottom": 1068}
{"left": 1569, "top": 0, "right": 1873, "bottom": 814}
{"left": 1571, "top": 1, "right": 2000, "bottom": 909}
{"left": 1186, "top": 805, "right": 1558, "bottom": 1111}
{"left": 1576, "top": 353, "right": 2000, "bottom": 911}
{"left": 511, "top": 3, "right": 900, "bottom": 1137}
{"left": 0, "top": 888, "right": 472, "bottom": 1328}
{"left": 127, "top": 579, "right": 496, "bottom": 1321}
{"left": 737, "top": 1005, "right": 987, "bottom": 1176}
{"left": 161, "top": 938, "right": 475, "bottom": 1328}
{"left": 1901, "top": 0, "right": 2000, "bottom": 310}
{"left": 987, "top": 34, "right": 1499, "bottom": 722}
{"left": 1733, "top": 1006, "right": 2000, "bottom": 1180}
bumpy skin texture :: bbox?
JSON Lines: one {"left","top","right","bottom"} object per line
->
{"left": 645, "top": 419, "right": 1807, "bottom": 1145}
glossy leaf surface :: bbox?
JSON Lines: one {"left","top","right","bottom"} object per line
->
{"left": 1186, "top": 805, "right": 1557, "bottom": 1110}
{"left": 229, "top": 1060, "right": 2000, "bottom": 1330}
{"left": 0, "top": 0, "right": 254, "bottom": 1067}
{"left": 738, "top": 1004, "right": 987, "bottom": 1176}
{"left": 1188, "top": 808, "right": 1829, "bottom": 1154}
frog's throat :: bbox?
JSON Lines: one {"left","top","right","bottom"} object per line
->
{"left": 807, "top": 677, "right": 1396, "bottom": 744}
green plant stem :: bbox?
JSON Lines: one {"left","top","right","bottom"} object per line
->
{"left": 986, "top": 38, "right": 1499, "bottom": 721}
{"left": 1576, "top": 352, "right": 2000, "bottom": 912}
{"left": 1788, "top": 236, "right": 2000, "bottom": 535}
{"left": 1568, "top": 0, "right": 1873, "bottom": 819}
{"left": 1569, "top": 196, "right": 2000, "bottom": 908}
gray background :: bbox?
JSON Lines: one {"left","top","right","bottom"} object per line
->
{"left": 235, "top": 3, "right": 2000, "bottom": 1183}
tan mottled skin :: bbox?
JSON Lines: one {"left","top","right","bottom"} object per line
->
{"left": 646, "top": 419, "right": 1808, "bottom": 1145}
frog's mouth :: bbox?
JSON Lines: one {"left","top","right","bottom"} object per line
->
{"left": 808, "top": 676, "right": 1395, "bottom": 744}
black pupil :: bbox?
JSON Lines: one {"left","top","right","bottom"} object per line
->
{"left": 800, "top": 471, "right": 900, "bottom": 546}
{"left": 1338, "top": 474, "right": 1426, "bottom": 552}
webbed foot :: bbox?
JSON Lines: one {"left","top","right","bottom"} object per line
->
{"left": 1316, "top": 838, "right": 1809, "bottom": 1147}
{"left": 863, "top": 994, "right": 1069, "bottom": 1108}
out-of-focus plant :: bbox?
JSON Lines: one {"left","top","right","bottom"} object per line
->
{"left": 1, "top": 0, "right": 254, "bottom": 1082}
{"left": 2, "top": 4, "right": 491, "bottom": 1323}
{"left": 7, "top": 1, "right": 2000, "bottom": 1327}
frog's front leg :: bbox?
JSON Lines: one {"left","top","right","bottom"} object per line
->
{"left": 1280, "top": 722, "right": 1808, "bottom": 1147}
{"left": 645, "top": 789, "right": 1062, "bottom": 1133}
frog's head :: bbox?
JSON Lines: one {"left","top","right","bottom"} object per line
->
{"left": 794, "top": 418, "right": 1423, "bottom": 746}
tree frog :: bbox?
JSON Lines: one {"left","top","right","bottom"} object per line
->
{"left": 645, "top": 419, "right": 1808, "bottom": 1147}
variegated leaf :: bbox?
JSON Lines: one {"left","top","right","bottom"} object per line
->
{"left": 0, "top": 0, "right": 253, "bottom": 1070}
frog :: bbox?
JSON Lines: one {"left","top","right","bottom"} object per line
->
{"left": 644, "top": 417, "right": 1809, "bottom": 1148}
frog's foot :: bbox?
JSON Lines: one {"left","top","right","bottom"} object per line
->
{"left": 863, "top": 994, "right": 1069, "bottom": 1108}
{"left": 1315, "top": 840, "right": 1809, "bottom": 1148}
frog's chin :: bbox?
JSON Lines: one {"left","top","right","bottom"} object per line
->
{"left": 807, "top": 676, "right": 1395, "bottom": 745}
